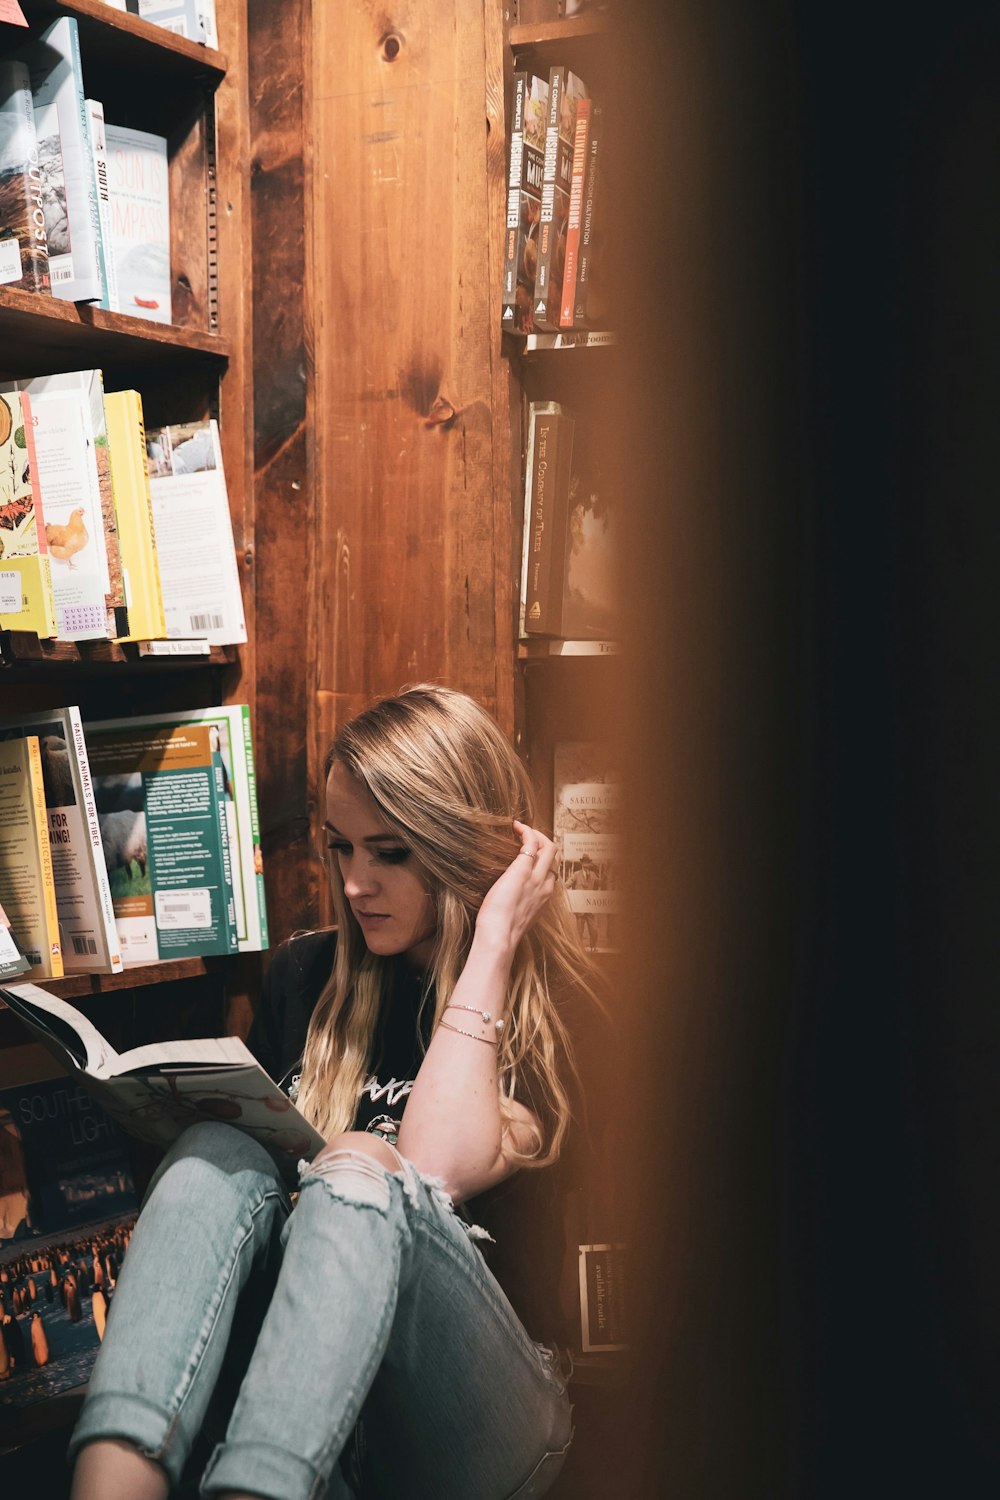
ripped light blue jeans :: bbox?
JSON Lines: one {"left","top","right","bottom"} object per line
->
{"left": 66, "top": 1122, "right": 573, "bottom": 1500}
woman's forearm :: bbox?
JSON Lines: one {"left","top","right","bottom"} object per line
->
{"left": 396, "top": 932, "right": 515, "bottom": 1201}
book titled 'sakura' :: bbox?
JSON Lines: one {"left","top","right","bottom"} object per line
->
{"left": 82, "top": 718, "right": 239, "bottom": 964}
{"left": 104, "top": 122, "right": 171, "bottom": 323}
{"left": 0, "top": 59, "right": 50, "bottom": 293}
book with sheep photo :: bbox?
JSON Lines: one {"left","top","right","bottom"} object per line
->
{"left": 0, "top": 706, "right": 122, "bottom": 975}
{"left": 82, "top": 718, "right": 239, "bottom": 964}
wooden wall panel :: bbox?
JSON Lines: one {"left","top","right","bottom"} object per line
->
{"left": 310, "top": 0, "right": 510, "bottom": 762}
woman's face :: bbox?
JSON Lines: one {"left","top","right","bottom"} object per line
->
{"left": 325, "top": 761, "right": 437, "bottom": 970}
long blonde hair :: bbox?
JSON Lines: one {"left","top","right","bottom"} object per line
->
{"left": 295, "top": 684, "right": 603, "bottom": 1168}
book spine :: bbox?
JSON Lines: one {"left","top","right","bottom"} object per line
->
{"left": 17, "top": 389, "right": 58, "bottom": 638}
{"left": 67, "top": 706, "right": 124, "bottom": 973}
{"left": 240, "top": 704, "right": 269, "bottom": 949}
{"left": 531, "top": 67, "right": 564, "bottom": 333}
{"left": 574, "top": 102, "right": 603, "bottom": 327}
{"left": 104, "top": 389, "right": 166, "bottom": 640}
{"left": 26, "top": 735, "right": 64, "bottom": 979}
{"left": 36, "top": 17, "right": 103, "bottom": 302}
{"left": 0, "top": 60, "right": 51, "bottom": 294}
{"left": 523, "top": 406, "right": 574, "bottom": 636}
{"left": 213, "top": 754, "right": 240, "bottom": 954}
{"left": 501, "top": 72, "right": 528, "bottom": 328}
{"left": 559, "top": 96, "right": 591, "bottom": 328}
{"left": 86, "top": 100, "right": 119, "bottom": 312}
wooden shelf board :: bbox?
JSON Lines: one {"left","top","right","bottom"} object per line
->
{"left": 0, "top": 633, "right": 237, "bottom": 675}
{"left": 0, "top": 287, "right": 230, "bottom": 379}
{"left": 518, "top": 329, "right": 617, "bottom": 353}
{"left": 21, "top": 0, "right": 226, "bottom": 81}
{"left": 1, "top": 957, "right": 220, "bottom": 1004}
{"left": 510, "top": 16, "right": 611, "bottom": 49}
{"left": 519, "top": 639, "right": 619, "bottom": 658}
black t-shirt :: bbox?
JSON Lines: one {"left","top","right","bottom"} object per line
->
{"left": 246, "top": 929, "right": 597, "bottom": 1348}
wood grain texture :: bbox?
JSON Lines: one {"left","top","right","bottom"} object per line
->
{"left": 246, "top": 0, "right": 319, "bottom": 948}
{"left": 311, "top": 0, "right": 508, "bottom": 746}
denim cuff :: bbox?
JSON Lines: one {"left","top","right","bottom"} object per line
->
{"left": 66, "top": 1390, "right": 191, "bottom": 1488}
{"left": 201, "top": 1437, "right": 326, "bottom": 1500}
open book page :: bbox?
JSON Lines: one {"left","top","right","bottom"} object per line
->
{"left": 1, "top": 981, "right": 118, "bottom": 1074}
{"left": 113, "top": 1035, "right": 252, "bottom": 1074}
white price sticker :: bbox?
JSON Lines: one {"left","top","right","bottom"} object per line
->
{"left": 0, "top": 925, "right": 20, "bottom": 962}
{"left": 0, "top": 571, "right": 22, "bottom": 614}
{"left": 0, "top": 239, "right": 22, "bottom": 285}
{"left": 155, "top": 888, "right": 212, "bottom": 929}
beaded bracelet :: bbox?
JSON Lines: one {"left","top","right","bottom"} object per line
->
{"left": 438, "top": 1018, "right": 498, "bottom": 1046}
{"left": 445, "top": 1002, "right": 506, "bottom": 1035}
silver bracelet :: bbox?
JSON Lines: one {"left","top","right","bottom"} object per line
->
{"left": 445, "top": 1003, "right": 506, "bottom": 1035}
{"left": 438, "top": 1018, "right": 498, "bottom": 1047}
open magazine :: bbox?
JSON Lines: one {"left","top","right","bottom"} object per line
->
{"left": 0, "top": 982, "right": 323, "bottom": 1183}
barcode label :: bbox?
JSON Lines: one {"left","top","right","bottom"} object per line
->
{"left": 51, "top": 264, "right": 74, "bottom": 284}
{"left": 25, "top": 950, "right": 42, "bottom": 967}
{"left": 160, "top": 18, "right": 189, "bottom": 34}
{"left": 0, "top": 571, "right": 21, "bottom": 613}
{"left": 0, "top": 239, "right": 22, "bottom": 285}
{"left": 189, "top": 612, "right": 224, "bottom": 631}
{"left": 71, "top": 935, "right": 99, "bottom": 956}
{"left": 155, "top": 888, "right": 212, "bottom": 929}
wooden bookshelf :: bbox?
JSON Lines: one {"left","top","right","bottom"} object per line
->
{"left": 21, "top": 0, "right": 226, "bottom": 79}
{"left": 0, "top": 956, "right": 219, "bottom": 1003}
{"left": 0, "top": 633, "right": 236, "bottom": 675}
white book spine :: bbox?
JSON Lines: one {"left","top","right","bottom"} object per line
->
{"left": 86, "top": 100, "right": 119, "bottom": 311}
{"left": 67, "top": 707, "right": 124, "bottom": 973}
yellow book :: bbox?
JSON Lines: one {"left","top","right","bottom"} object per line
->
{"left": 0, "top": 390, "right": 58, "bottom": 638}
{"left": 0, "top": 734, "right": 64, "bottom": 980}
{"left": 104, "top": 389, "right": 166, "bottom": 641}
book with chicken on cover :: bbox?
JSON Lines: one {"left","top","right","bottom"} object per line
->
{"left": 0, "top": 706, "right": 123, "bottom": 975}
{"left": 0, "top": 388, "right": 57, "bottom": 640}
{"left": 0, "top": 983, "right": 324, "bottom": 1184}
{"left": 0, "top": 58, "right": 50, "bottom": 293}
{"left": 0, "top": 370, "right": 116, "bottom": 641}
{"left": 0, "top": 736, "right": 63, "bottom": 980}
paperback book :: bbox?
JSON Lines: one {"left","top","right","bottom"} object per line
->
{"left": 532, "top": 67, "right": 587, "bottom": 333}
{"left": 104, "top": 388, "right": 165, "bottom": 642}
{"left": 0, "top": 370, "right": 115, "bottom": 641}
{"left": 85, "top": 99, "right": 119, "bottom": 312}
{"left": 502, "top": 70, "right": 548, "bottom": 334}
{"left": 0, "top": 1209, "right": 137, "bottom": 1426}
{"left": 578, "top": 1242, "right": 627, "bottom": 1352}
{"left": 0, "top": 706, "right": 123, "bottom": 975}
{"left": 104, "top": 122, "right": 171, "bottom": 323}
{"left": 573, "top": 100, "right": 606, "bottom": 328}
{"left": 0, "top": 984, "right": 325, "bottom": 1184}
{"left": 101, "top": 705, "right": 268, "bottom": 953}
{"left": 144, "top": 419, "right": 247, "bottom": 645}
{"left": 553, "top": 740, "right": 620, "bottom": 954}
{"left": 83, "top": 718, "right": 239, "bottom": 963}
{"left": 0, "top": 387, "right": 58, "bottom": 639}
{"left": 0, "top": 735, "right": 63, "bottom": 979}
{"left": 18, "top": 17, "right": 103, "bottom": 302}
{"left": 558, "top": 96, "right": 591, "bottom": 328}
{"left": 0, "top": 898, "right": 30, "bottom": 979}
{"left": 519, "top": 401, "right": 574, "bottom": 636}
{"left": 0, "top": 58, "right": 50, "bottom": 293}
{"left": 135, "top": 0, "right": 218, "bottom": 48}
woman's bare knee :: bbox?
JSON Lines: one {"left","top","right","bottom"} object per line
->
{"left": 313, "top": 1130, "right": 399, "bottom": 1174}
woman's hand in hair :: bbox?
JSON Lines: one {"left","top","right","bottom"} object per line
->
{"left": 474, "top": 821, "right": 556, "bottom": 958}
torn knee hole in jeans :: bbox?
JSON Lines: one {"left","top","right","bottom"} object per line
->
{"left": 299, "top": 1150, "right": 393, "bottom": 1211}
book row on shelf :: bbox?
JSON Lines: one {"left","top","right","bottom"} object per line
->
{"left": 0, "top": 368, "right": 245, "bottom": 649}
{"left": 0, "top": 700, "right": 268, "bottom": 980}
{"left": 0, "top": 15, "right": 180, "bottom": 315}
{"left": 503, "top": 56, "right": 607, "bottom": 337}
{"left": 102, "top": 1, "right": 218, "bottom": 48}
